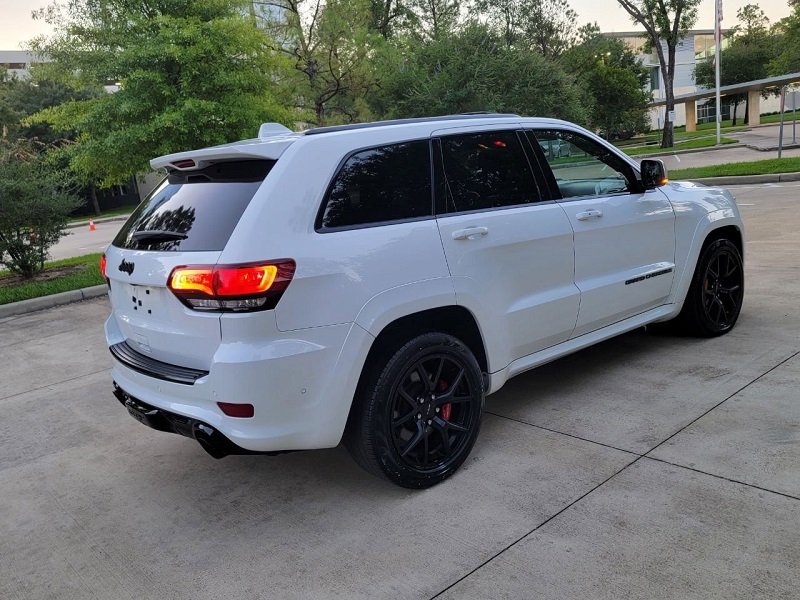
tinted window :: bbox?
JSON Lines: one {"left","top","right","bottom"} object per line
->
{"left": 318, "top": 141, "right": 432, "bottom": 230}
{"left": 533, "top": 130, "right": 634, "bottom": 199}
{"left": 437, "top": 130, "right": 540, "bottom": 214}
{"left": 113, "top": 160, "right": 274, "bottom": 251}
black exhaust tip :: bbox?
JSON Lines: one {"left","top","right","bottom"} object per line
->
{"left": 193, "top": 423, "right": 229, "bottom": 459}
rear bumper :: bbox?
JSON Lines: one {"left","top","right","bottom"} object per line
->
{"left": 113, "top": 382, "right": 264, "bottom": 458}
{"left": 105, "top": 313, "right": 374, "bottom": 453}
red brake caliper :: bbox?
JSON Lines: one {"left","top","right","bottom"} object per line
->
{"left": 438, "top": 379, "right": 452, "bottom": 420}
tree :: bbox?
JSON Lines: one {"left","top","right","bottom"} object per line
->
{"left": 370, "top": 24, "right": 587, "bottom": 122}
{"left": 614, "top": 0, "right": 701, "bottom": 148}
{"left": 0, "top": 136, "right": 82, "bottom": 277}
{"left": 411, "top": 0, "right": 461, "bottom": 40}
{"left": 28, "top": 0, "right": 292, "bottom": 187}
{"left": 694, "top": 7, "right": 776, "bottom": 126}
{"left": 476, "top": 0, "right": 578, "bottom": 58}
{"left": 257, "top": 0, "right": 382, "bottom": 126}
{"left": 769, "top": 1, "right": 800, "bottom": 75}
{"left": 561, "top": 32, "right": 651, "bottom": 137}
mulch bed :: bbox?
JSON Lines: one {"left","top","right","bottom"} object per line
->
{"left": 0, "top": 265, "right": 85, "bottom": 288}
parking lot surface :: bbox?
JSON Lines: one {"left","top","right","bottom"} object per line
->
{"left": 2, "top": 182, "right": 799, "bottom": 599}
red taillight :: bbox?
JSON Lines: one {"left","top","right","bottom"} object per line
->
{"left": 217, "top": 402, "right": 255, "bottom": 418}
{"left": 172, "top": 159, "right": 196, "bottom": 169}
{"left": 100, "top": 254, "right": 107, "bottom": 279}
{"left": 167, "top": 260, "right": 295, "bottom": 312}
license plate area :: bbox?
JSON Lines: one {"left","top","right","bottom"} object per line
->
{"left": 127, "top": 284, "right": 161, "bottom": 316}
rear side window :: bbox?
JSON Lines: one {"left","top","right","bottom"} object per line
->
{"left": 436, "top": 130, "right": 541, "bottom": 214}
{"left": 317, "top": 141, "right": 432, "bottom": 230}
{"left": 113, "top": 160, "right": 274, "bottom": 252}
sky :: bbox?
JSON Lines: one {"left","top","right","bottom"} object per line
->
{"left": 0, "top": 0, "right": 795, "bottom": 50}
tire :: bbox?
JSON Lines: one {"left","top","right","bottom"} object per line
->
{"left": 679, "top": 238, "right": 744, "bottom": 337}
{"left": 344, "top": 332, "right": 485, "bottom": 488}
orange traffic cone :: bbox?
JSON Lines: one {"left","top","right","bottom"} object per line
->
{"left": 89, "top": 219, "right": 96, "bottom": 231}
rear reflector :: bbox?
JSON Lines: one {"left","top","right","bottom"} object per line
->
{"left": 100, "top": 254, "right": 107, "bottom": 279}
{"left": 217, "top": 402, "right": 255, "bottom": 418}
{"left": 168, "top": 260, "right": 295, "bottom": 312}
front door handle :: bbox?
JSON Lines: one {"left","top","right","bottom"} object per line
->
{"left": 576, "top": 209, "right": 603, "bottom": 221}
{"left": 452, "top": 226, "right": 489, "bottom": 240}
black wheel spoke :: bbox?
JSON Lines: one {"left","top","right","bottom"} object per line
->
{"left": 432, "top": 418, "right": 452, "bottom": 454}
{"left": 435, "top": 368, "right": 465, "bottom": 403}
{"left": 415, "top": 363, "right": 433, "bottom": 394}
{"left": 433, "top": 357, "right": 445, "bottom": 388}
{"left": 713, "top": 296, "right": 727, "bottom": 324}
{"left": 398, "top": 388, "right": 419, "bottom": 410}
{"left": 400, "top": 421, "right": 426, "bottom": 457}
{"left": 392, "top": 409, "right": 417, "bottom": 428}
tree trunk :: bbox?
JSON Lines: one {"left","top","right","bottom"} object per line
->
{"left": 90, "top": 187, "right": 101, "bottom": 216}
{"left": 744, "top": 96, "right": 749, "bottom": 125}
{"left": 315, "top": 101, "right": 325, "bottom": 127}
{"left": 731, "top": 99, "right": 739, "bottom": 126}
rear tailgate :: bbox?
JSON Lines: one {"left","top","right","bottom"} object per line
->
{"left": 105, "top": 247, "right": 222, "bottom": 370}
{"left": 105, "top": 159, "right": 278, "bottom": 371}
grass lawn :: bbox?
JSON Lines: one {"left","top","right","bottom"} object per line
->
{"left": 0, "top": 253, "right": 105, "bottom": 305}
{"left": 623, "top": 136, "right": 738, "bottom": 157}
{"left": 670, "top": 156, "right": 800, "bottom": 180}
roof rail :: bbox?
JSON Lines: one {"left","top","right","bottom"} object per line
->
{"left": 303, "top": 113, "right": 521, "bottom": 136}
{"left": 258, "top": 123, "right": 293, "bottom": 139}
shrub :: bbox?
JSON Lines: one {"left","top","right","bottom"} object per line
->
{"left": 0, "top": 139, "right": 82, "bottom": 278}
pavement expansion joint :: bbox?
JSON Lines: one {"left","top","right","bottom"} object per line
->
{"left": 641, "top": 347, "right": 800, "bottom": 460}
{"left": 429, "top": 453, "right": 645, "bottom": 600}
{"left": 485, "top": 410, "right": 642, "bottom": 458}
{"left": 0, "top": 368, "right": 110, "bottom": 403}
{"left": 643, "top": 456, "right": 800, "bottom": 502}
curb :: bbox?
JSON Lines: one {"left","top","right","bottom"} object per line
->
{"left": 686, "top": 172, "right": 800, "bottom": 186}
{"left": 66, "top": 215, "right": 131, "bottom": 230}
{"left": 0, "top": 285, "right": 108, "bottom": 320}
{"left": 631, "top": 143, "right": 746, "bottom": 159}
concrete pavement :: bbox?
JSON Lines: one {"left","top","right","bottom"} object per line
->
{"left": 1, "top": 181, "right": 799, "bottom": 599}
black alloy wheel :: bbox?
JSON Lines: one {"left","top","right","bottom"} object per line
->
{"left": 344, "top": 332, "right": 484, "bottom": 488}
{"left": 682, "top": 238, "right": 744, "bottom": 337}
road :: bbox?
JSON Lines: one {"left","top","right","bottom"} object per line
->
{"left": 2, "top": 182, "right": 799, "bottom": 599}
{"left": 51, "top": 219, "right": 125, "bottom": 261}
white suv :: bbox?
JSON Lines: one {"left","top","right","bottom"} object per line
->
{"left": 103, "top": 114, "right": 744, "bottom": 488}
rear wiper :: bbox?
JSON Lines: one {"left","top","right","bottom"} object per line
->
{"left": 130, "top": 230, "right": 189, "bottom": 243}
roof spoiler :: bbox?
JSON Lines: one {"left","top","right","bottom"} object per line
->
{"left": 258, "top": 123, "right": 293, "bottom": 139}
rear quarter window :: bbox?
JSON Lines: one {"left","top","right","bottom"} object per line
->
{"left": 317, "top": 140, "right": 432, "bottom": 230}
{"left": 113, "top": 160, "right": 274, "bottom": 252}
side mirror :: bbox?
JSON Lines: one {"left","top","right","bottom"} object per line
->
{"left": 640, "top": 159, "right": 669, "bottom": 189}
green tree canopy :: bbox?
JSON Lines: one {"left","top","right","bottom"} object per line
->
{"left": 370, "top": 24, "right": 587, "bottom": 123}
{"left": 561, "top": 32, "right": 651, "bottom": 136}
{"left": 257, "top": 0, "right": 382, "bottom": 126}
{"left": 28, "top": 0, "right": 292, "bottom": 186}
{"left": 769, "top": 1, "right": 800, "bottom": 75}
{"left": 614, "top": 0, "right": 701, "bottom": 148}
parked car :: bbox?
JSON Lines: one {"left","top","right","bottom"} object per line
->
{"left": 103, "top": 114, "right": 744, "bottom": 488}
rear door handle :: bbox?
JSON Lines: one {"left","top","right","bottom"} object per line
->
{"left": 451, "top": 226, "right": 489, "bottom": 240}
{"left": 576, "top": 209, "right": 603, "bottom": 221}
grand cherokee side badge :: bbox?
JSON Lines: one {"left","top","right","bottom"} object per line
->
{"left": 119, "top": 259, "right": 135, "bottom": 275}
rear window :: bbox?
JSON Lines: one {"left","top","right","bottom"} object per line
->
{"left": 112, "top": 160, "right": 274, "bottom": 252}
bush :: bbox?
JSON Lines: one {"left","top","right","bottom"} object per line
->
{"left": 0, "top": 139, "right": 82, "bottom": 278}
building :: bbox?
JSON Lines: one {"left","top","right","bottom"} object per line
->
{"left": 608, "top": 30, "right": 782, "bottom": 128}
{"left": 0, "top": 50, "right": 47, "bottom": 79}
